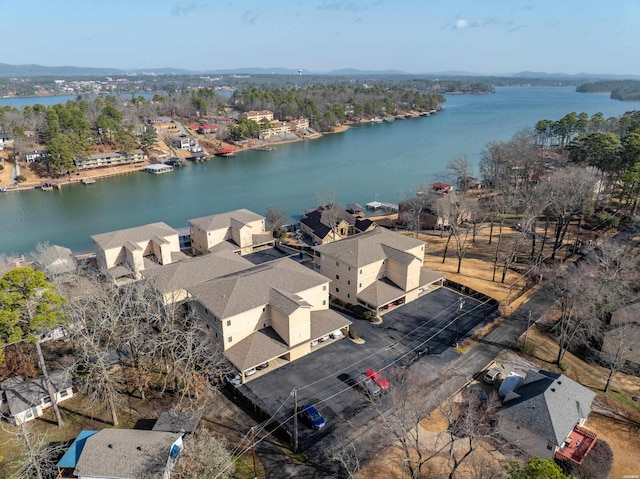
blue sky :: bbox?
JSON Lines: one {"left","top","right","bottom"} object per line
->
{"left": 3, "top": 0, "right": 639, "bottom": 75}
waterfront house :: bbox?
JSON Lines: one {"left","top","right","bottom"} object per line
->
{"left": 24, "top": 149, "right": 50, "bottom": 163}
{"left": 499, "top": 369, "right": 597, "bottom": 462}
{"left": 0, "top": 132, "right": 14, "bottom": 148}
{"left": 312, "top": 228, "right": 444, "bottom": 314}
{"left": 173, "top": 137, "right": 191, "bottom": 150}
{"left": 242, "top": 110, "right": 274, "bottom": 123}
{"left": 74, "top": 149, "right": 147, "bottom": 170}
{"left": 35, "top": 244, "right": 77, "bottom": 275}
{"left": 259, "top": 120, "right": 291, "bottom": 140}
{"left": 0, "top": 370, "right": 73, "bottom": 425}
{"left": 432, "top": 182, "right": 454, "bottom": 194}
{"left": 66, "top": 429, "right": 183, "bottom": 479}
{"left": 187, "top": 257, "right": 351, "bottom": 381}
{"left": 92, "top": 222, "right": 184, "bottom": 283}
{"left": 189, "top": 209, "right": 274, "bottom": 256}
{"left": 398, "top": 202, "right": 450, "bottom": 230}
{"left": 300, "top": 203, "right": 376, "bottom": 245}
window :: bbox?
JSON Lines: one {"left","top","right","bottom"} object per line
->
{"left": 228, "top": 336, "right": 233, "bottom": 343}
{"left": 25, "top": 409, "right": 34, "bottom": 418}
{"left": 359, "top": 283, "right": 362, "bottom": 288}
{"left": 215, "top": 332, "right": 218, "bottom": 338}
{"left": 263, "top": 307, "right": 266, "bottom": 312}
{"left": 347, "top": 280, "right": 351, "bottom": 285}
{"left": 227, "top": 320, "right": 231, "bottom": 327}
{"left": 60, "top": 389, "right": 69, "bottom": 398}
{"left": 360, "top": 269, "right": 363, "bottom": 274}
{"left": 347, "top": 293, "right": 350, "bottom": 298}
{"left": 336, "top": 261, "right": 340, "bottom": 267}
{"left": 322, "top": 285, "right": 327, "bottom": 291}
{"left": 335, "top": 287, "right": 340, "bottom": 293}
{"left": 336, "top": 274, "right": 340, "bottom": 280}
{"left": 323, "top": 300, "right": 326, "bottom": 306}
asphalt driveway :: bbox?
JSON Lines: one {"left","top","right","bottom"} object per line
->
{"left": 237, "top": 286, "right": 499, "bottom": 447}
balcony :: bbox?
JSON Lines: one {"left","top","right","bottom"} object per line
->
{"left": 555, "top": 425, "right": 597, "bottom": 464}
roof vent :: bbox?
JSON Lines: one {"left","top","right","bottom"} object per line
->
{"left": 137, "top": 446, "right": 142, "bottom": 451}
{"left": 108, "top": 444, "right": 113, "bottom": 449}
{"left": 551, "top": 388, "right": 556, "bottom": 392}
{"left": 557, "top": 380, "right": 562, "bottom": 385}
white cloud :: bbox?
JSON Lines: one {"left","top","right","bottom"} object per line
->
{"left": 455, "top": 19, "right": 468, "bottom": 29}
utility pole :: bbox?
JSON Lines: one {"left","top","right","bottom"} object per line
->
{"left": 251, "top": 426, "right": 257, "bottom": 479}
{"left": 455, "top": 296, "right": 465, "bottom": 346}
{"left": 292, "top": 387, "right": 299, "bottom": 452}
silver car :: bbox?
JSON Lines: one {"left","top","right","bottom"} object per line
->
{"left": 348, "top": 370, "right": 381, "bottom": 397}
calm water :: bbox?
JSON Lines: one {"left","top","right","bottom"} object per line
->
{"left": 1, "top": 87, "right": 639, "bottom": 255}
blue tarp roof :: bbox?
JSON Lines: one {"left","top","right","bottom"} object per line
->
{"left": 56, "top": 430, "right": 97, "bottom": 468}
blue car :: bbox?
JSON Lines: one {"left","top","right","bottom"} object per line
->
{"left": 298, "top": 404, "right": 326, "bottom": 430}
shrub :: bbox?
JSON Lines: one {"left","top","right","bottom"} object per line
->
{"left": 273, "top": 226, "right": 287, "bottom": 239}
{"left": 363, "top": 311, "right": 372, "bottom": 321}
{"left": 348, "top": 327, "right": 359, "bottom": 340}
{"left": 559, "top": 440, "right": 612, "bottom": 479}
{"left": 559, "top": 362, "right": 569, "bottom": 371}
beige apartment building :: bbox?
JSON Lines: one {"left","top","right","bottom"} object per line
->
{"left": 187, "top": 258, "right": 351, "bottom": 379}
{"left": 242, "top": 110, "right": 274, "bottom": 122}
{"left": 313, "top": 228, "right": 444, "bottom": 314}
{"left": 189, "top": 209, "right": 274, "bottom": 256}
{"left": 92, "top": 222, "right": 183, "bottom": 283}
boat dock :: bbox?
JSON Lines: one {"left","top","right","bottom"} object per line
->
{"left": 81, "top": 178, "right": 96, "bottom": 184}
{"left": 144, "top": 164, "right": 174, "bottom": 174}
{"left": 365, "top": 200, "right": 398, "bottom": 212}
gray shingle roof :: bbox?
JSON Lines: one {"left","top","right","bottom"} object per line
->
{"left": 314, "top": 228, "right": 425, "bottom": 268}
{"left": 142, "top": 250, "right": 253, "bottom": 294}
{"left": 501, "top": 369, "right": 596, "bottom": 447}
{"left": 2, "top": 370, "right": 71, "bottom": 416}
{"left": 74, "top": 429, "right": 182, "bottom": 479}
{"left": 152, "top": 411, "right": 203, "bottom": 434}
{"left": 189, "top": 209, "right": 264, "bottom": 231}
{"left": 186, "top": 258, "right": 328, "bottom": 319}
{"left": 92, "top": 222, "right": 179, "bottom": 250}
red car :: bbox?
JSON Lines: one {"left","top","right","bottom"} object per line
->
{"left": 365, "top": 369, "right": 389, "bottom": 390}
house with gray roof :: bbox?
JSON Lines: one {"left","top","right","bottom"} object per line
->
{"left": 313, "top": 227, "right": 444, "bottom": 314}
{"left": 92, "top": 222, "right": 185, "bottom": 284}
{"left": 0, "top": 370, "right": 73, "bottom": 424}
{"left": 300, "top": 203, "right": 376, "bottom": 245}
{"left": 72, "top": 428, "right": 183, "bottom": 479}
{"left": 189, "top": 208, "right": 274, "bottom": 256}
{"left": 499, "top": 369, "right": 596, "bottom": 459}
{"left": 601, "top": 301, "right": 640, "bottom": 370}
{"left": 187, "top": 257, "right": 351, "bottom": 381}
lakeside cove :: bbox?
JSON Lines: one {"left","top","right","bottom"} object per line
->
{"left": 1, "top": 86, "right": 639, "bottom": 256}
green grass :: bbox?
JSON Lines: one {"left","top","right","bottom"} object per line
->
{"left": 607, "top": 391, "right": 640, "bottom": 414}
{"left": 233, "top": 454, "right": 265, "bottom": 479}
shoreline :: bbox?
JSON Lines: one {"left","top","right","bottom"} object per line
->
{"left": 0, "top": 109, "right": 441, "bottom": 192}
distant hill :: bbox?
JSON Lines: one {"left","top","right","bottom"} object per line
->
{"left": 0, "top": 63, "right": 128, "bottom": 77}
{"left": 1, "top": 63, "right": 639, "bottom": 81}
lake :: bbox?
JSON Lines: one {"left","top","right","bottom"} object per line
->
{"left": 1, "top": 86, "right": 639, "bottom": 256}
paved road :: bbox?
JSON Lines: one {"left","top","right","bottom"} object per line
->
{"left": 247, "top": 283, "right": 556, "bottom": 478}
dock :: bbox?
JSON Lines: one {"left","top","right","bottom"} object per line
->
{"left": 366, "top": 200, "right": 398, "bottom": 212}
{"left": 144, "top": 164, "right": 174, "bottom": 174}
{"left": 81, "top": 178, "right": 96, "bottom": 185}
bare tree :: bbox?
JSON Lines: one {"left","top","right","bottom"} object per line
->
{"left": 437, "top": 387, "right": 503, "bottom": 479}
{"left": 446, "top": 154, "right": 474, "bottom": 197}
{"left": 536, "top": 166, "right": 598, "bottom": 259}
{"left": 436, "top": 193, "right": 474, "bottom": 273}
{"left": 179, "top": 427, "right": 235, "bottom": 479}
{"left": 601, "top": 321, "right": 640, "bottom": 392}
{"left": 400, "top": 183, "right": 437, "bottom": 237}
{"left": 328, "top": 432, "right": 361, "bottom": 478}
{"left": 374, "top": 369, "right": 441, "bottom": 479}
{"left": 552, "top": 263, "right": 602, "bottom": 365}
{"left": 2, "top": 421, "right": 67, "bottom": 479}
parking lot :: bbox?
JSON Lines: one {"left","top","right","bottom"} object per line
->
{"left": 234, "top": 286, "right": 499, "bottom": 447}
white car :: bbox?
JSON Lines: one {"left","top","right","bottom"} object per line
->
{"left": 319, "top": 335, "right": 330, "bottom": 342}
{"left": 310, "top": 339, "right": 319, "bottom": 347}
{"left": 330, "top": 329, "right": 344, "bottom": 339}
{"left": 245, "top": 368, "right": 257, "bottom": 377}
